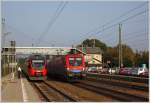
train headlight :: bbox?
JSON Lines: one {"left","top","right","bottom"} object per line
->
{"left": 83, "top": 68, "right": 85, "bottom": 71}
{"left": 31, "top": 69, "right": 35, "bottom": 76}
{"left": 68, "top": 73, "right": 73, "bottom": 77}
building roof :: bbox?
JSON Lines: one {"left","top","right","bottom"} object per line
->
{"left": 77, "top": 47, "right": 102, "bottom": 54}
{"left": 69, "top": 48, "right": 86, "bottom": 55}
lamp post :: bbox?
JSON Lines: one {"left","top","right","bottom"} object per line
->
{"left": 118, "top": 24, "right": 123, "bottom": 69}
{"left": 10, "top": 41, "right": 16, "bottom": 80}
{"left": 2, "top": 18, "right": 11, "bottom": 76}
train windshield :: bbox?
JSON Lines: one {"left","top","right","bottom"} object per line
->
{"left": 32, "top": 60, "right": 44, "bottom": 69}
{"left": 69, "top": 57, "right": 82, "bottom": 66}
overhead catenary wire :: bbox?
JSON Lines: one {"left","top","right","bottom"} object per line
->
{"left": 97, "top": 30, "right": 148, "bottom": 48}
{"left": 78, "top": 9, "right": 148, "bottom": 46}
{"left": 123, "top": 32, "right": 148, "bottom": 40}
{"left": 102, "top": 2, "right": 147, "bottom": 26}
{"left": 40, "top": 2, "right": 64, "bottom": 35}
{"left": 93, "top": 9, "right": 148, "bottom": 36}
{"left": 74, "top": 2, "right": 148, "bottom": 45}
{"left": 123, "top": 35, "right": 148, "bottom": 43}
{"left": 95, "top": 17, "right": 147, "bottom": 38}
{"left": 37, "top": 1, "right": 68, "bottom": 45}
{"left": 100, "top": 28, "right": 148, "bottom": 41}
{"left": 37, "top": 1, "right": 67, "bottom": 45}
{"left": 100, "top": 30, "right": 148, "bottom": 41}
{"left": 94, "top": 18, "right": 147, "bottom": 43}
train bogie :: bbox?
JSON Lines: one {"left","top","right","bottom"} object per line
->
{"left": 29, "top": 76, "right": 47, "bottom": 81}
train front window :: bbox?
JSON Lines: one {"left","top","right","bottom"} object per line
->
{"left": 32, "top": 60, "right": 44, "bottom": 69}
{"left": 69, "top": 57, "right": 82, "bottom": 66}
{"left": 75, "top": 58, "right": 82, "bottom": 66}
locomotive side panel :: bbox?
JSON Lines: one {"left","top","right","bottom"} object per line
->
{"left": 48, "top": 56, "right": 67, "bottom": 79}
{"left": 53, "top": 56, "right": 67, "bottom": 76}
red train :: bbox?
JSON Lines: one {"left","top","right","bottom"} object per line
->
{"left": 23, "top": 54, "right": 47, "bottom": 80}
{"left": 47, "top": 53, "right": 86, "bottom": 81}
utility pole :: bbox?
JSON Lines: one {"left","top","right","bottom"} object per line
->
{"left": 2, "top": 18, "right": 11, "bottom": 76}
{"left": 2, "top": 18, "right": 5, "bottom": 76}
{"left": 1, "top": 18, "right": 9, "bottom": 75}
{"left": 93, "top": 38, "right": 95, "bottom": 47}
{"left": 10, "top": 41, "right": 16, "bottom": 80}
{"left": 91, "top": 37, "right": 95, "bottom": 47}
{"left": 119, "top": 23, "right": 123, "bottom": 68}
{"left": 2, "top": 18, "right": 5, "bottom": 47}
{"left": 32, "top": 38, "right": 34, "bottom": 47}
{"left": 82, "top": 44, "right": 83, "bottom": 52}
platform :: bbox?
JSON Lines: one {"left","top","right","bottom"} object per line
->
{"left": 1, "top": 71, "right": 41, "bottom": 102}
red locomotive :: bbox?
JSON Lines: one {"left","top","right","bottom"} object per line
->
{"left": 23, "top": 54, "right": 47, "bottom": 80}
{"left": 47, "top": 53, "right": 86, "bottom": 81}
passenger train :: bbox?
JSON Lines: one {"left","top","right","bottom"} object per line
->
{"left": 23, "top": 54, "right": 47, "bottom": 80}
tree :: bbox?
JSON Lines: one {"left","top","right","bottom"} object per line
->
{"left": 122, "top": 44, "right": 134, "bottom": 67}
{"left": 77, "top": 38, "right": 107, "bottom": 52}
{"left": 134, "top": 51, "right": 149, "bottom": 68}
{"left": 77, "top": 38, "right": 148, "bottom": 68}
{"left": 142, "top": 51, "right": 149, "bottom": 68}
{"left": 105, "top": 44, "right": 134, "bottom": 67}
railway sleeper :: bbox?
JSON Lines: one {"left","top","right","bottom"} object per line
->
{"left": 75, "top": 82, "right": 148, "bottom": 102}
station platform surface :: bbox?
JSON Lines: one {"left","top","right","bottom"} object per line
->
{"left": 1, "top": 72, "right": 41, "bottom": 102}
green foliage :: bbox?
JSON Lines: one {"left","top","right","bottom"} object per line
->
{"left": 134, "top": 51, "right": 149, "bottom": 68}
{"left": 78, "top": 38, "right": 107, "bottom": 52}
{"left": 122, "top": 44, "right": 134, "bottom": 67}
{"left": 77, "top": 38, "right": 149, "bottom": 68}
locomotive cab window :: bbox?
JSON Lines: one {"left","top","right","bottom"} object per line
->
{"left": 75, "top": 58, "right": 82, "bottom": 66}
{"left": 69, "top": 57, "right": 82, "bottom": 66}
{"left": 69, "top": 58, "right": 74, "bottom": 66}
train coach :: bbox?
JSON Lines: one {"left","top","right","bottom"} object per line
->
{"left": 47, "top": 53, "right": 86, "bottom": 81}
{"left": 23, "top": 54, "right": 47, "bottom": 80}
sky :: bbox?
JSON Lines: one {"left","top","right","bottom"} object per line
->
{"left": 1, "top": 1, "right": 149, "bottom": 52}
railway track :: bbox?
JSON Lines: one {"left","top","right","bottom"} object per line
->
{"left": 32, "top": 81, "right": 78, "bottom": 102}
{"left": 45, "top": 79, "right": 118, "bottom": 102}
{"left": 73, "top": 80, "right": 148, "bottom": 102}
{"left": 31, "top": 78, "right": 148, "bottom": 102}
{"left": 87, "top": 73, "right": 149, "bottom": 83}
{"left": 86, "top": 77, "right": 148, "bottom": 91}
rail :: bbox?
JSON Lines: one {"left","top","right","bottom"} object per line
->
{"left": 44, "top": 81, "right": 79, "bottom": 102}
{"left": 32, "top": 81, "right": 78, "bottom": 102}
{"left": 74, "top": 80, "right": 148, "bottom": 102}
{"left": 86, "top": 73, "right": 149, "bottom": 83}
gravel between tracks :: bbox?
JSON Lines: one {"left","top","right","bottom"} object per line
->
{"left": 45, "top": 79, "right": 118, "bottom": 102}
{"left": 84, "top": 80, "right": 148, "bottom": 97}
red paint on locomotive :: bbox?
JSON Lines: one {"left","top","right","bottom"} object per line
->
{"left": 47, "top": 53, "right": 86, "bottom": 80}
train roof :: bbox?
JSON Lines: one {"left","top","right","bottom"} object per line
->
{"left": 28, "top": 54, "right": 45, "bottom": 60}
